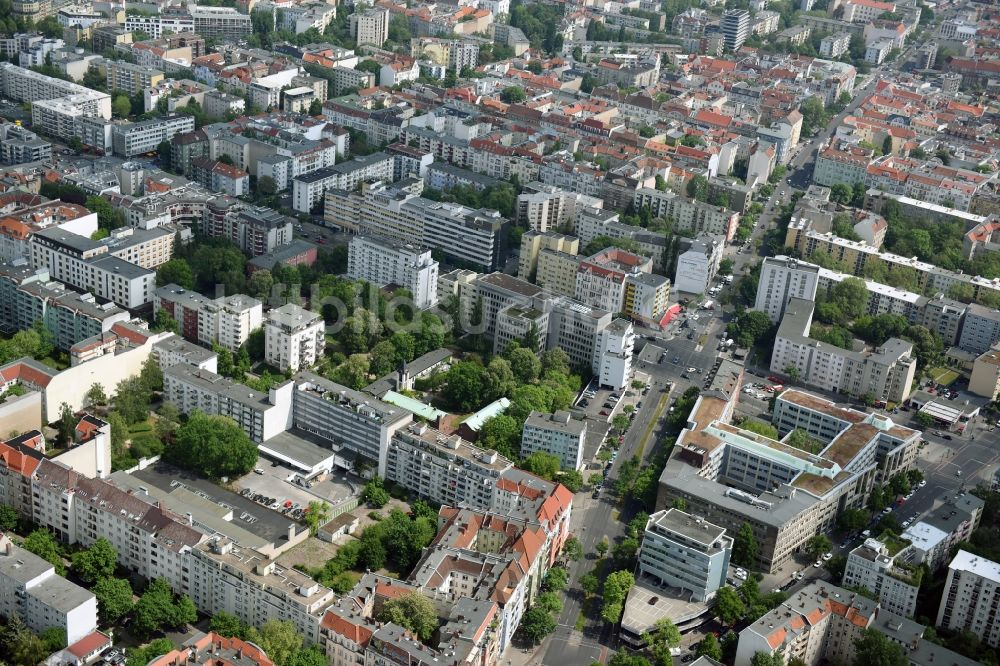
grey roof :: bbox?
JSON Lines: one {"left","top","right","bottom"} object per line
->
{"left": 266, "top": 303, "right": 322, "bottom": 329}
{"left": 0, "top": 543, "right": 54, "bottom": 583}
{"left": 90, "top": 255, "right": 155, "bottom": 280}
{"left": 295, "top": 371, "right": 413, "bottom": 426}
{"left": 259, "top": 429, "right": 336, "bottom": 469}
{"left": 648, "top": 508, "right": 727, "bottom": 547}
{"left": 476, "top": 272, "right": 544, "bottom": 299}
{"left": 524, "top": 410, "right": 586, "bottom": 436}
{"left": 295, "top": 152, "right": 391, "bottom": 183}
{"left": 426, "top": 162, "right": 501, "bottom": 187}
{"left": 154, "top": 335, "right": 217, "bottom": 366}
{"left": 33, "top": 226, "right": 102, "bottom": 253}
{"left": 247, "top": 239, "right": 317, "bottom": 270}
{"left": 29, "top": 574, "right": 96, "bottom": 613}
{"left": 166, "top": 364, "right": 280, "bottom": 411}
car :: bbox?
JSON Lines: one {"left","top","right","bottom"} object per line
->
{"left": 592, "top": 489, "right": 601, "bottom": 499}
{"left": 883, "top": 507, "right": 892, "bottom": 514}
{"left": 767, "top": 375, "right": 781, "bottom": 383}
{"left": 814, "top": 560, "right": 823, "bottom": 568}
{"left": 956, "top": 470, "right": 963, "bottom": 477}
{"left": 682, "top": 655, "right": 695, "bottom": 663}
{"left": 902, "top": 519, "right": 911, "bottom": 528}
{"left": 580, "top": 399, "right": 589, "bottom": 407}
{"left": 600, "top": 410, "right": 609, "bottom": 416}
{"left": 686, "top": 367, "right": 697, "bottom": 373}
{"left": 943, "top": 434, "right": 953, "bottom": 440}
{"left": 681, "top": 373, "right": 690, "bottom": 379}
{"left": 253, "top": 468, "right": 264, "bottom": 475}
{"left": 822, "top": 552, "right": 833, "bottom": 561}
{"left": 672, "top": 356, "right": 680, "bottom": 364}
{"left": 603, "top": 402, "right": 614, "bottom": 409}
{"left": 934, "top": 431, "right": 944, "bottom": 437}
{"left": 919, "top": 480, "right": 926, "bottom": 488}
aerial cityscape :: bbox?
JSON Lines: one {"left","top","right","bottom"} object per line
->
{"left": 0, "top": 0, "right": 997, "bottom": 665}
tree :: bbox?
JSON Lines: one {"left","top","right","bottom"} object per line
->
{"left": 128, "top": 639, "right": 175, "bottom": 666}
{"left": 57, "top": 402, "right": 76, "bottom": 445}
{"left": 729, "top": 310, "right": 774, "bottom": 348}
{"left": 0, "top": 504, "right": 17, "bottom": 531}
{"left": 172, "top": 594, "right": 198, "bottom": 628}
{"left": 85, "top": 383, "right": 108, "bottom": 407}
{"left": 563, "top": 536, "right": 583, "bottom": 562}
{"left": 520, "top": 452, "right": 560, "bottom": 480}
{"left": 71, "top": 538, "right": 118, "bottom": 583}
{"left": 544, "top": 566, "right": 568, "bottom": 592}
{"left": 519, "top": 605, "right": 556, "bottom": 643}
{"left": 580, "top": 572, "right": 599, "bottom": 596}
{"left": 601, "top": 570, "right": 635, "bottom": 624}
{"left": 643, "top": 617, "right": 681, "bottom": 664}
{"left": 156, "top": 258, "right": 196, "bottom": 288}
{"left": 479, "top": 415, "right": 521, "bottom": 459}
{"left": 915, "top": 411, "right": 935, "bottom": 428}
{"left": 112, "top": 93, "right": 131, "bottom": 119}
{"left": 210, "top": 611, "right": 249, "bottom": 639}
{"left": 377, "top": 592, "right": 438, "bottom": 640}
{"left": 368, "top": 340, "right": 397, "bottom": 378}
{"left": 714, "top": 586, "right": 746, "bottom": 625}
{"left": 806, "top": 534, "right": 832, "bottom": 558}
{"left": 560, "top": 469, "right": 583, "bottom": 493}
{"left": 596, "top": 539, "right": 609, "bottom": 558}
{"left": 751, "top": 653, "right": 785, "bottom": 666}
{"left": 362, "top": 477, "right": 389, "bottom": 508}
{"left": 500, "top": 86, "right": 527, "bottom": 103}
{"left": 166, "top": 410, "right": 258, "bottom": 479}
{"left": 304, "top": 501, "right": 330, "bottom": 536}
{"left": 333, "top": 354, "right": 370, "bottom": 390}
{"left": 246, "top": 620, "right": 303, "bottom": 666}
{"left": 686, "top": 174, "right": 709, "bottom": 201}
{"left": 133, "top": 578, "right": 180, "bottom": 636}
{"left": 23, "top": 529, "right": 63, "bottom": 574}
{"left": 697, "top": 633, "right": 723, "bottom": 660}
{"left": 853, "top": 628, "right": 907, "bottom": 666}
{"left": 508, "top": 346, "right": 541, "bottom": 383}
{"left": 733, "top": 523, "right": 758, "bottom": 568}
{"left": 612, "top": 414, "right": 630, "bottom": 433}
{"left": 92, "top": 577, "right": 133, "bottom": 624}
{"left": 443, "top": 361, "right": 485, "bottom": 412}
{"left": 838, "top": 508, "right": 869, "bottom": 532}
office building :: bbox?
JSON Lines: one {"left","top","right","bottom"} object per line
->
{"left": 755, "top": 256, "right": 821, "bottom": 324}
{"left": 347, "top": 235, "right": 439, "bottom": 309}
{"left": 521, "top": 411, "right": 587, "bottom": 471}
{"left": 937, "top": 550, "right": 1000, "bottom": 648}
{"left": 596, "top": 318, "right": 634, "bottom": 390}
{"left": 842, "top": 536, "right": 921, "bottom": 617}
{"left": 0, "top": 122, "right": 51, "bottom": 164}
{"left": 771, "top": 298, "right": 917, "bottom": 403}
{"left": 264, "top": 304, "right": 325, "bottom": 372}
{"left": 188, "top": 6, "right": 252, "bottom": 39}
{"left": 638, "top": 509, "right": 732, "bottom": 602}
{"left": 675, "top": 235, "right": 725, "bottom": 295}
{"left": 349, "top": 8, "right": 390, "bottom": 47}
{"left": 205, "top": 206, "right": 295, "bottom": 258}
{"left": 958, "top": 304, "right": 1000, "bottom": 355}
{"left": 0, "top": 532, "right": 97, "bottom": 646}
{"left": 112, "top": 114, "right": 195, "bottom": 158}
{"left": 721, "top": 9, "right": 750, "bottom": 51}
{"left": 163, "top": 365, "right": 292, "bottom": 443}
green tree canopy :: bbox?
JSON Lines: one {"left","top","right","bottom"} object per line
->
{"left": 166, "top": 410, "right": 258, "bottom": 479}
{"left": 70, "top": 538, "right": 118, "bottom": 583}
{"left": 377, "top": 592, "right": 439, "bottom": 640}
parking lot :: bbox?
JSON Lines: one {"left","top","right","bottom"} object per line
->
{"left": 233, "top": 460, "right": 360, "bottom": 521}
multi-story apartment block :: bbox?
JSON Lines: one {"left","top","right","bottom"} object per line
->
{"left": 204, "top": 206, "right": 295, "bottom": 257}
{"left": 595, "top": 318, "right": 634, "bottom": 390}
{"left": 293, "top": 152, "right": 393, "bottom": 213}
{"left": 937, "top": 550, "right": 1000, "bottom": 648}
{"left": 0, "top": 264, "right": 129, "bottom": 350}
{"left": 264, "top": 303, "right": 325, "bottom": 372}
{"left": 633, "top": 188, "right": 740, "bottom": 241}
{"left": 813, "top": 144, "right": 872, "bottom": 187}
{"left": 157, "top": 284, "right": 254, "bottom": 351}
{"left": 191, "top": 157, "right": 250, "bottom": 197}
{"left": 638, "top": 509, "right": 732, "bottom": 602}
{"left": 0, "top": 63, "right": 111, "bottom": 119}
{"left": 772, "top": 298, "right": 917, "bottom": 403}
{"left": 386, "top": 422, "right": 512, "bottom": 509}
{"left": 347, "top": 235, "right": 439, "bottom": 309}
{"left": 112, "top": 114, "right": 195, "bottom": 158}
{"left": 0, "top": 533, "right": 97, "bottom": 645}
{"left": 521, "top": 411, "right": 587, "bottom": 471}
{"left": 819, "top": 32, "right": 852, "bottom": 57}
{"left": 574, "top": 247, "right": 653, "bottom": 315}
{"left": 327, "top": 183, "right": 508, "bottom": 271}
{"left": 901, "top": 494, "right": 983, "bottom": 571}
{"left": 842, "top": 536, "right": 921, "bottom": 617}
{"left": 106, "top": 60, "right": 164, "bottom": 96}
{"left": 163, "top": 364, "right": 292, "bottom": 443}
{"left": 970, "top": 345, "right": 1000, "bottom": 400}
{"left": 29, "top": 227, "right": 156, "bottom": 309}
{"left": 151, "top": 335, "right": 218, "bottom": 374}
{"left": 350, "top": 8, "right": 390, "bottom": 46}
{"left": 536, "top": 246, "right": 582, "bottom": 298}
{"left": 124, "top": 15, "right": 196, "bottom": 40}
{"left": 516, "top": 184, "right": 580, "bottom": 232}
{"left": 721, "top": 9, "right": 750, "bottom": 51}
{"left": 292, "top": 373, "right": 413, "bottom": 475}
{"left": 188, "top": 6, "right": 252, "bottom": 39}
{"left": 958, "top": 304, "right": 1000, "bottom": 355}
{"left": 675, "top": 235, "right": 724, "bottom": 295}
{"left": 518, "top": 229, "right": 578, "bottom": 284}
{"left": 151, "top": 633, "right": 274, "bottom": 666}
{"left": 755, "top": 256, "right": 821, "bottom": 323}
{"left": 738, "top": 581, "right": 977, "bottom": 666}
{"left": 0, "top": 122, "right": 51, "bottom": 164}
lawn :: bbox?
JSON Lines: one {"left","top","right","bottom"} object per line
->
{"left": 927, "top": 367, "right": 960, "bottom": 387}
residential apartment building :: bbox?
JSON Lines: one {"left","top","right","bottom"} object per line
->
{"left": 970, "top": 346, "right": 1000, "bottom": 400}
{"left": 0, "top": 62, "right": 111, "bottom": 119}
{"left": 638, "top": 509, "right": 732, "bottom": 602}
{"left": 188, "top": 6, "right": 252, "bottom": 39}
{"left": 842, "top": 536, "right": 921, "bottom": 617}
{"left": 516, "top": 185, "right": 580, "bottom": 232}
{"left": 675, "top": 235, "right": 724, "bottom": 295}
{"left": 292, "top": 373, "right": 413, "bottom": 475}
{"left": 771, "top": 298, "right": 917, "bottom": 403}
{"left": 155, "top": 285, "right": 263, "bottom": 352}
{"left": 326, "top": 184, "right": 508, "bottom": 271}
{"left": 29, "top": 227, "right": 155, "bottom": 309}
{"left": 521, "top": 411, "right": 587, "bottom": 471}
{"left": 205, "top": 206, "right": 295, "bottom": 258}
{"left": 0, "top": 533, "right": 97, "bottom": 645}
{"left": 150, "top": 633, "right": 274, "bottom": 666}
{"left": 191, "top": 157, "right": 250, "bottom": 197}
{"left": 937, "top": 550, "right": 1000, "bottom": 648}
{"left": 106, "top": 60, "right": 164, "bottom": 96}
{"left": 347, "top": 235, "right": 439, "bottom": 309}
{"left": 820, "top": 32, "right": 851, "bottom": 57}
{"left": 112, "top": 114, "right": 195, "bottom": 158}
{"left": 124, "top": 15, "right": 195, "bottom": 40}
{"left": 633, "top": 188, "right": 740, "bottom": 241}
{"left": 349, "top": 8, "right": 390, "bottom": 47}
{"left": 721, "top": 9, "right": 750, "bottom": 51}
{"left": 755, "top": 256, "right": 821, "bottom": 323}
{"left": 737, "top": 581, "right": 978, "bottom": 666}
{"left": 813, "top": 144, "right": 872, "bottom": 187}
{"left": 163, "top": 364, "right": 292, "bottom": 443}
{"left": 536, "top": 247, "right": 582, "bottom": 298}
{"left": 264, "top": 303, "right": 325, "bottom": 372}
{"left": 958, "top": 304, "right": 1000, "bottom": 355}
{"left": 0, "top": 122, "right": 51, "bottom": 164}
{"left": 293, "top": 152, "right": 393, "bottom": 212}
{"left": 901, "top": 494, "right": 984, "bottom": 572}
{"left": 574, "top": 247, "right": 652, "bottom": 315}
{"left": 0, "top": 264, "right": 129, "bottom": 350}
{"left": 518, "top": 230, "right": 578, "bottom": 284}
{"left": 386, "top": 422, "right": 512, "bottom": 509}
{"left": 596, "top": 318, "right": 634, "bottom": 390}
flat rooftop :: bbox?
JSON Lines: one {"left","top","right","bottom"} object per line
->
{"left": 648, "top": 508, "right": 727, "bottom": 547}
{"left": 260, "top": 429, "right": 337, "bottom": 470}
